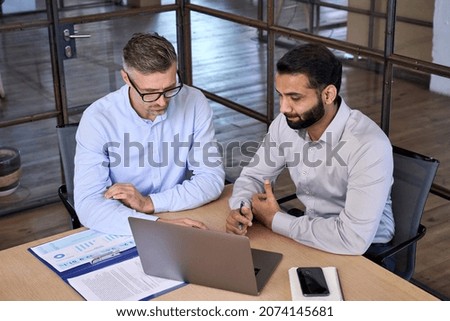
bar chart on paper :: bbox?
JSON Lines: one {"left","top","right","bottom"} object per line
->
{"left": 30, "top": 230, "right": 135, "bottom": 273}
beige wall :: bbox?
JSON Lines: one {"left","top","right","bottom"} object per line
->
{"left": 347, "top": 0, "right": 434, "bottom": 62}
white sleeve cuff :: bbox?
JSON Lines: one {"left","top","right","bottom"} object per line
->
{"left": 149, "top": 193, "right": 168, "bottom": 213}
{"left": 272, "top": 211, "right": 295, "bottom": 237}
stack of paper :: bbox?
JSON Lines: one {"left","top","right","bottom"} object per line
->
{"left": 28, "top": 229, "right": 184, "bottom": 301}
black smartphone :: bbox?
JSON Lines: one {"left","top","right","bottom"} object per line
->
{"left": 297, "top": 267, "right": 330, "bottom": 297}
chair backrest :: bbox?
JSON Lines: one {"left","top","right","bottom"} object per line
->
{"left": 57, "top": 123, "right": 78, "bottom": 206}
{"left": 390, "top": 145, "right": 439, "bottom": 279}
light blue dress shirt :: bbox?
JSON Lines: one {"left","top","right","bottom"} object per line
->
{"left": 74, "top": 84, "right": 225, "bottom": 235}
{"left": 229, "top": 98, "right": 394, "bottom": 255}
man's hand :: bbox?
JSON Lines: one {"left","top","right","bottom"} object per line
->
{"left": 158, "top": 217, "right": 208, "bottom": 229}
{"left": 251, "top": 180, "right": 280, "bottom": 228}
{"left": 226, "top": 204, "right": 253, "bottom": 235}
{"left": 104, "top": 183, "right": 154, "bottom": 214}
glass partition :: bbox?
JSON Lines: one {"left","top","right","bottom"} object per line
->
{"left": 64, "top": 12, "right": 177, "bottom": 110}
{"left": 390, "top": 66, "right": 450, "bottom": 190}
{"left": 394, "top": 0, "right": 434, "bottom": 62}
{"left": 0, "top": 118, "right": 60, "bottom": 215}
{"left": 190, "top": 0, "right": 263, "bottom": 20}
{"left": 0, "top": 27, "right": 55, "bottom": 122}
{"left": 191, "top": 12, "right": 268, "bottom": 116}
{"left": 211, "top": 101, "right": 267, "bottom": 181}
{"left": 276, "top": 0, "right": 348, "bottom": 41}
{"left": 346, "top": 1, "right": 385, "bottom": 52}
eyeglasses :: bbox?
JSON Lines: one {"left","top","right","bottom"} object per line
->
{"left": 126, "top": 71, "right": 183, "bottom": 102}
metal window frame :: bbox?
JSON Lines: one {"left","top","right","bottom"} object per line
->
{"left": 0, "top": 0, "right": 448, "bottom": 200}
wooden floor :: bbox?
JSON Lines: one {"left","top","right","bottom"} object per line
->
{"left": 0, "top": 1, "right": 448, "bottom": 300}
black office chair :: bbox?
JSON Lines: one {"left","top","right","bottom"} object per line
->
{"left": 365, "top": 146, "right": 439, "bottom": 280}
{"left": 277, "top": 145, "right": 439, "bottom": 280}
{"left": 57, "top": 123, "right": 81, "bottom": 229}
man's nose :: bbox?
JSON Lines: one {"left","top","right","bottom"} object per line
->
{"left": 154, "top": 94, "right": 167, "bottom": 106}
{"left": 279, "top": 97, "right": 290, "bottom": 114}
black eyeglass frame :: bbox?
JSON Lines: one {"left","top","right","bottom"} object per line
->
{"left": 126, "top": 70, "right": 183, "bottom": 102}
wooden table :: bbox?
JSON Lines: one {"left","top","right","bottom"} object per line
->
{"left": 0, "top": 185, "right": 438, "bottom": 301}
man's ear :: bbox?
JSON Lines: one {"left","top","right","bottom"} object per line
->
{"left": 120, "top": 69, "right": 129, "bottom": 84}
{"left": 322, "top": 85, "right": 337, "bottom": 104}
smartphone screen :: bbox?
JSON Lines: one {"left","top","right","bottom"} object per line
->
{"left": 297, "top": 267, "right": 330, "bottom": 296}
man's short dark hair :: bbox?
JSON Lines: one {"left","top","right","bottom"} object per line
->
{"left": 276, "top": 43, "right": 342, "bottom": 94}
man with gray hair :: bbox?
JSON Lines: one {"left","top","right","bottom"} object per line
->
{"left": 75, "top": 33, "right": 225, "bottom": 235}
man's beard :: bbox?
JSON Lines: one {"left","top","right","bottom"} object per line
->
{"left": 285, "top": 99, "right": 325, "bottom": 130}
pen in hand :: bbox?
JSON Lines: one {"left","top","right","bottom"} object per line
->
{"left": 239, "top": 201, "right": 245, "bottom": 230}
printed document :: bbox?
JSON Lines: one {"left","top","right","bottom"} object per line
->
{"left": 29, "top": 229, "right": 184, "bottom": 301}
{"left": 67, "top": 256, "right": 183, "bottom": 301}
{"left": 30, "top": 229, "right": 135, "bottom": 273}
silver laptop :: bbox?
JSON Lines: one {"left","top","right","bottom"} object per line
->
{"left": 128, "top": 217, "right": 282, "bottom": 296}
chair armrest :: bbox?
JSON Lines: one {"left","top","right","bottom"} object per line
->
{"left": 58, "top": 184, "right": 81, "bottom": 229}
{"left": 277, "top": 193, "right": 297, "bottom": 204}
{"left": 371, "top": 224, "right": 426, "bottom": 264}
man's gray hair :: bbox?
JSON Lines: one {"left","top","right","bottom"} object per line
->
{"left": 122, "top": 32, "right": 177, "bottom": 74}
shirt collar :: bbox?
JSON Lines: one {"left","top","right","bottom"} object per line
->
{"left": 319, "top": 97, "right": 351, "bottom": 147}
{"left": 296, "top": 97, "right": 351, "bottom": 146}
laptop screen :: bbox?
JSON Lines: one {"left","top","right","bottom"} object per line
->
{"left": 129, "top": 217, "right": 282, "bottom": 295}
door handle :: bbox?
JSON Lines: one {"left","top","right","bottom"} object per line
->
{"left": 59, "top": 24, "right": 90, "bottom": 59}
{"left": 63, "top": 29, "right": 91, "bottom": 42}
